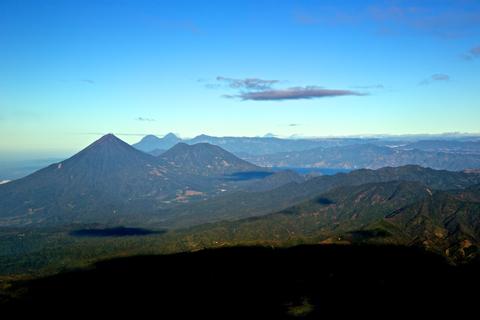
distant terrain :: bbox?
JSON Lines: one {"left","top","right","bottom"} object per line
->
{"left": 3, "top": 133, "right": 480, "bottom": 181}
{"left": 135, "top": 133, "right": 480, "bottom": 170}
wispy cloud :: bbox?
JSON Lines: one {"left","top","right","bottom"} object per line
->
{"left": 136, "top": 117, "right": 155, "bottom": 122}
{"left": 420, "top": 74, "right": 450, "bottom": 85}
{"left": 288, "top": 123, "right": 301, "bottom": 127}
{"left": 294, "top": 3, "right": 480, "bottom": 39}
{"left": 139, "top": 14, "right": 200, "bottom": 34}
{"left": 293, "top": 11, "right": 319, "bottom": 25}
{"left": 215, "top": 76, "right": 279, "bottom": 90}
{"left": 228, "top": 86, "right": 365, "bottom": 101}
{"left": 352, "top": 84, "right": 384, "bottom": 89}
{"left": 462, "top": 45, "right": 480, "bottom": 60}
{"left": 81, "top": 79, "right": 95, "bottom": 84}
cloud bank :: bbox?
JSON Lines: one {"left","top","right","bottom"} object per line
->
{"left": 210, "top": 76, "right": 366, "bottom": 101}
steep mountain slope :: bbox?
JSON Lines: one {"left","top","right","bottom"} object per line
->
{"left": 385, "top": 190, "right": 480, "bottom": 260}
{"left": 132, "top": 133, "right": 181, "bottom": 152}
{"left": 160, "top": 142, "right": 261, "bottom": 176}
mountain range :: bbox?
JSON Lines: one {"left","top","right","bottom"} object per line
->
{"left": 132, "top": 133, "right": 480, "bottom": 171}
{"left": 132, "top": 133, "right": 182, "bottom": 154}
{"left": 4, "top": 133, "right": 480, "bottom": 182}
{"left": 243, "top": 143, "right": 480, "bottom": 170}
{"left": 132, "top": 133, "right": 363, "bottom": 155}
{"left": 0, "top": 134, "right": 296, "bottom": 226}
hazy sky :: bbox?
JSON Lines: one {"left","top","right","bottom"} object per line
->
{"left": 1, "top": 0, "right": 479, "bottom": 154}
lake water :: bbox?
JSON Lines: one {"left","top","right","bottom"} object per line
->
{"left": 271, "top": 167, "right": 351, "bottom": 175}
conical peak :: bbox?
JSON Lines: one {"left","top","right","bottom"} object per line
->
{"left": 80, "top": 133, "right": 136, "bottom": 154}
{"left": 92, "top": 133, "right": 123, "bottom": 146}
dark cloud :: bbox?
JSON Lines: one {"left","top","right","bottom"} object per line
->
{"left": 420, "top": 74, "right": 450, "bottom": 85}
{"left": 136, "top": 117, "right": 155, "bottom": 122}
{"left": 229, "top": 86, "right": 365, "bottom": 101}
{"left": 216, "top": 76, "right": 279, "bottom": 90}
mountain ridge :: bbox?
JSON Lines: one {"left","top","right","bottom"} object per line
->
{"left": 165, "top": 179, "right": 480, "bottom": 263}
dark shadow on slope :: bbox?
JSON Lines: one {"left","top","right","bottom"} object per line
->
{"left": 316, "top": 197, "right": 335, "bottom": 205}
{"left": 69, "top": 226, "right": 165, "bottom": 237}
{"left": 348, "top": 228, "right": 391, "bottom": 241}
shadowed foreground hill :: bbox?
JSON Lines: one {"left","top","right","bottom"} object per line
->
{"left": 2, "top": 245, "right": 478, "bottom": 318}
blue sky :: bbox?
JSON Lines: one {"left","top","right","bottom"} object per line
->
{"left": 1, "top": 0, "right": 479, "bottom": 155}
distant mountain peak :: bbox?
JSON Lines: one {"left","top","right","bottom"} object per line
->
{"left": 142, "top": 134, "right": 160, "bottom": 141}
{"left": 133, "top": 133, "right": 182, "bottom": 152}
{"left": 164, "top": 132, "right": 179, "bottom": 139}
{"left": 264, "top": 133, "right": 278, "bottom": 138}
{"left": 194, "top": 134, "right": 213, "bottom": 140}
{"left": 83, "top": 133, "right": 131, "bottom": 150}
{"left": 92, "top": 133, "right": 122, "bottom": 144}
